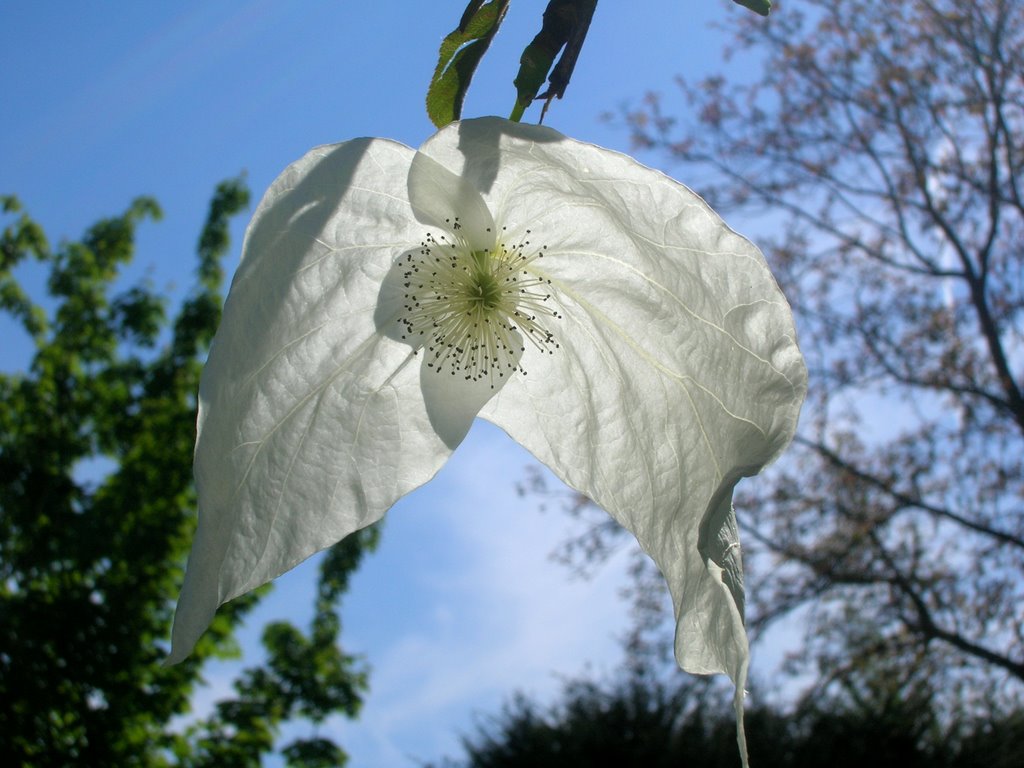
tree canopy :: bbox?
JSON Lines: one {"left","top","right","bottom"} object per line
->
{"left": 0, "top": 185, "right": 376, "bottom": 766}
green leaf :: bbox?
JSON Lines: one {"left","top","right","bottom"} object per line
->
{"left": 426, "top": 0, "right": 510, "bottom": 128}
{"left": 510, "top": 0, "right": 596, "bottom": 122}
{"left": 732, "top": 0, "right": 772, "bottom": 17}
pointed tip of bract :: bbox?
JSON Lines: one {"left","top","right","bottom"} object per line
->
{"left": 165, "top": 604, "right": 205, "bottom": 663}
{"left": 165, "top": 558, "right": 219, "bottom": 665}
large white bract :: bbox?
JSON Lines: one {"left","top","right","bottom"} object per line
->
{"left": 169, "top": 117, "right": 806, "bottom": 762}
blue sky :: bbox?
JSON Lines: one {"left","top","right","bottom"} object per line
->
{"left": 1, "top": 2, "right": 766, "bottom": 764}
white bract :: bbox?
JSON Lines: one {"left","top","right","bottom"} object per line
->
{"left": 169, "top": 118, "right": 806, "bottom": 762}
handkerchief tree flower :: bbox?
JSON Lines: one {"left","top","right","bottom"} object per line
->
{"left": 169, "top": 117, "right": 806, "bottom": 762}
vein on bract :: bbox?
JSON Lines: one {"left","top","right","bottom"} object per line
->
{"left": 225, "top": 330, "right": 382, "bottom": 509}
{"left": 555, "top": 244, "right": 795, "bottom": 390}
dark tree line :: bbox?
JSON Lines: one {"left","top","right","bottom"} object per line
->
{"left": 433, "top": 670, "right": 1024, "bottom": 768}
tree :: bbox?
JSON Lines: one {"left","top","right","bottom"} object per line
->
{"left": 0, "top": 185, "right": 376, "bottom": 765}
{"left": 541, "top": 0, "right": 1023, "bottom": 712}
{"left": 431, "top": 667, "right": 1023, "bottom": 768}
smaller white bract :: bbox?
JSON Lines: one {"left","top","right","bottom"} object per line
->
{"left": 169, "top": 118, "right": 806, "bottom": 764}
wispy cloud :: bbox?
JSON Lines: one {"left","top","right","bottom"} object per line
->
{"left": 332, "top": 419, "right": 635, "bottom": 765}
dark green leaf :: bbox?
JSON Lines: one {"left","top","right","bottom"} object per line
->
{"left": 427, "top": 0, "right": 511, "bottom": 128}
{"left": 511, "top": 0, "right": 596, "bottom": 122}
{"left": 732, "top": 0, "right": 772, "bottom": 16}
{"left": 282, "top": 737, "right": 348, "bottom": 768}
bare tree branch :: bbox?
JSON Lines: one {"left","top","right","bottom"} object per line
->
{"left": 543, "top": 0, "right": 1024, "bottom": 707}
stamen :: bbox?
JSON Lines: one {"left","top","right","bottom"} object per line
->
{"left": 399, "top": 223, "right": 561, "bottom": 387}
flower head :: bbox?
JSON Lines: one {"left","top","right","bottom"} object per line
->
{"left": 169, "top": 118, "right": 806, "bottom": 763}
{"left": 398, "top": 224, "right": 559, "bottom": 384}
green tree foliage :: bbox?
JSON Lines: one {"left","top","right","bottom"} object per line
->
{"left": 433, "top": 671, "right": 1024, "bottom": 768}
{"left": 0, "top": 185, "right": 376, "bottom": 766}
